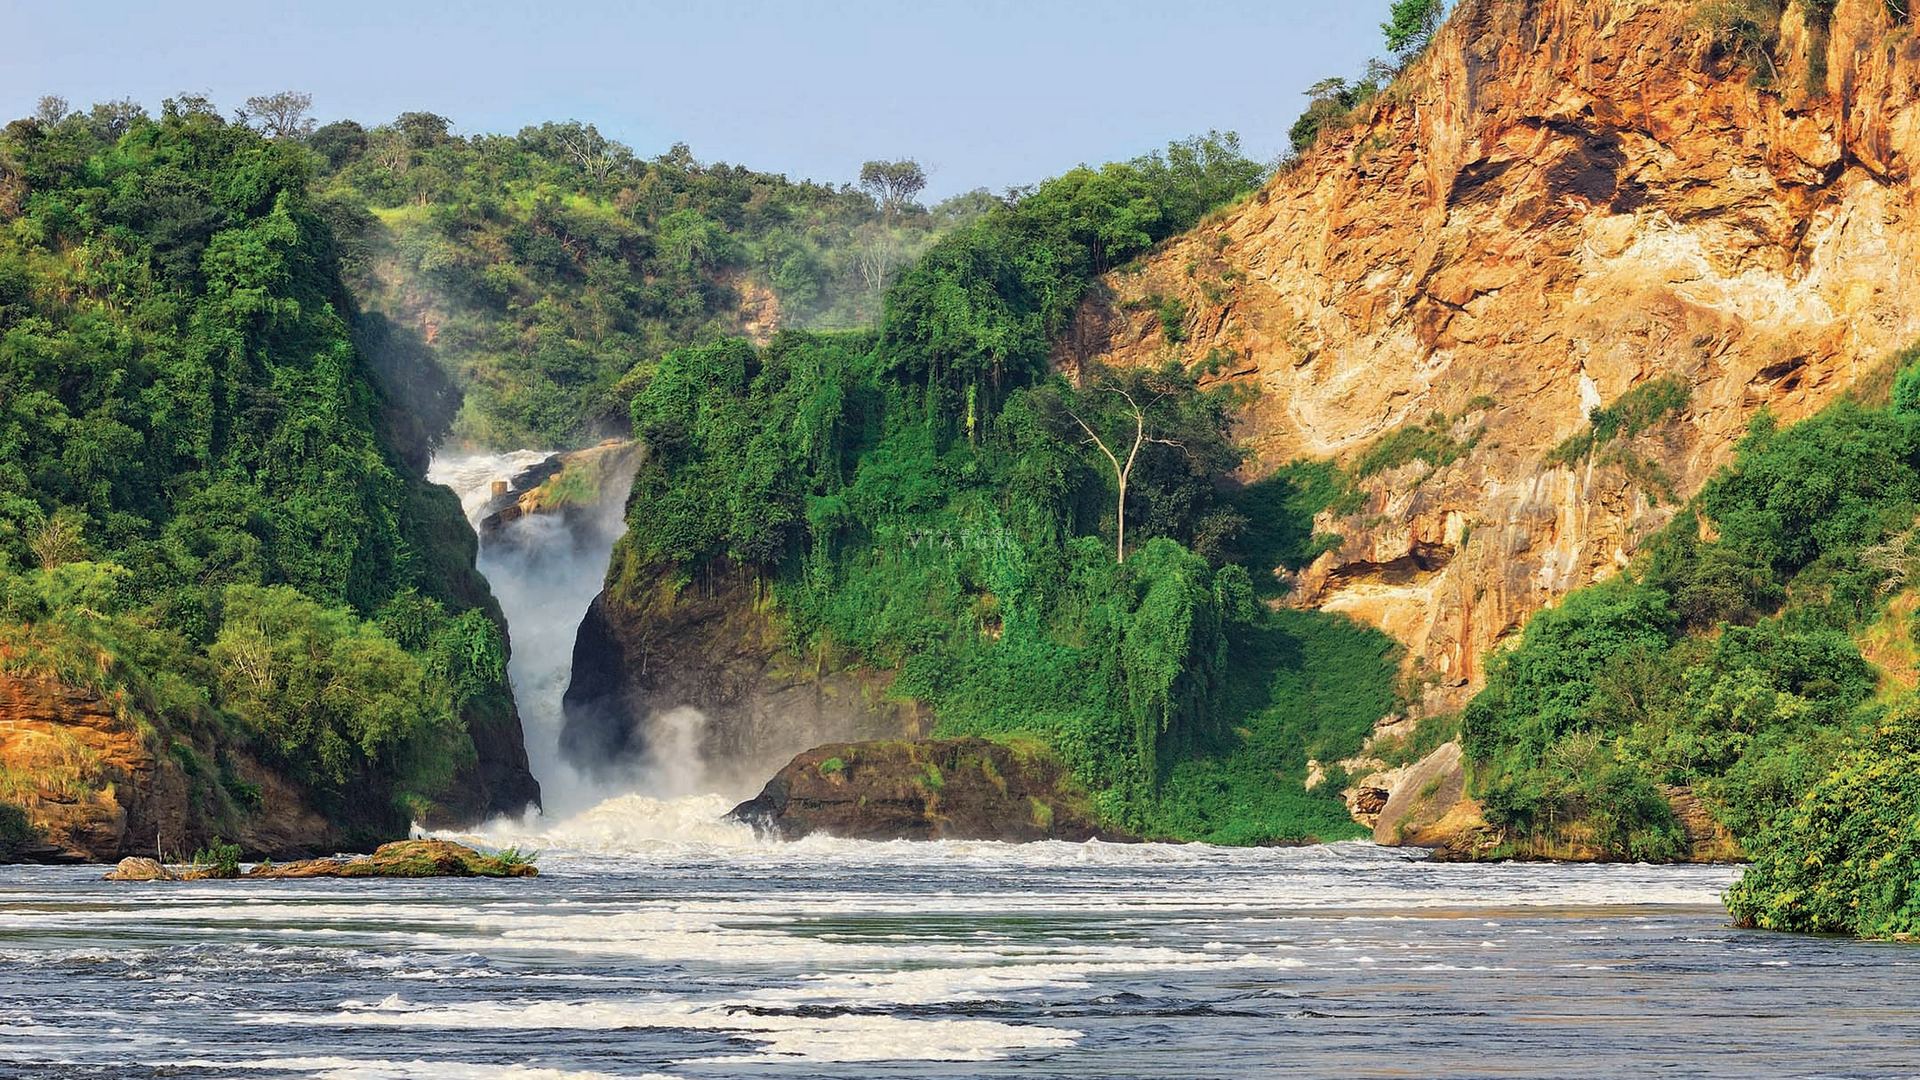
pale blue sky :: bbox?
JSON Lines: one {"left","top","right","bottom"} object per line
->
{"left": 7, "top": 1, "right": 1388, "bottom": 198}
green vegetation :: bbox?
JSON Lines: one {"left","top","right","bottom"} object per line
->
{"left": 0, "top": 97, "right": 520, "bottom": 838}
{"left": 1726, "top": 701, "right": 1920, "bottom": 938}
{"left": 311, "top": 115, "right": 980, "bottom": 445}
{"left": 614, "top": 137, "right": 1396, "bottom": 842}
{"left": 1545, "top": 376, "right": 1690, "bottom": 466}
{"left": 1462, "top": 358, "right": 1920, "bottom": 933}
{"left": 1354, "top": 410, "right": 1484, "bottom": 479}
{"left": 1288, "top": 2, "right": 1447, "bottom": 156}
{"left": 190, "top": 837, "right": 244, "bottom": 878}
{"left": 1696, "top": 0, "right": 1786, "bottom": 84}
{"left": 487, "top": 845, "right": 537, "bottom": 872}
{"left": 1382, "top": 0, "right": 1446, "bottom": 58}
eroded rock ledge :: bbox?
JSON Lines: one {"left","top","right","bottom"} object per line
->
{"left": 104, "top": 840, "right": 536, "bottom": 881}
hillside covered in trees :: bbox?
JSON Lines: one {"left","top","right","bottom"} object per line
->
{"left": 0, "top": 96, "right": 536, "bottom": 858}
{"left": 598, "top": 133, "right": 1398, "bottom": 844}
{"left": 307, "top": 108, "right": 980, "bottom": 447}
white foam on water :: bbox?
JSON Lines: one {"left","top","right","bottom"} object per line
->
{"left": 177, "top": 1057, "right": 661, "bottom": 1080}
{"left": 426, "top": 793, "right": 1738, "bottom": 908}
{"left": 249, "top": 994, "right": 1081, "bottom": 1065}
{"left": 437, "top": 793, "right": 760, "bottom": 854}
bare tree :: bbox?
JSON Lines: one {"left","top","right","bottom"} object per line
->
{"left": 33, "top": 95, "right": 70, "bottom": 126}
{"left": 241, "top": 91, "right": 315, "bottom": 139}
{"left": 555, "top": 122, "right": 624, "bottom": 183}
{"left": 370, "top": 128, "right": 411, "bottom": 177}
{"left": 853, "top": 220, "right": 890, "bottom": 302}
{"left": 1066, "top": 384, "right": 1185, "bottom": 564}
{"left": 855, "top": 158, "right": 927, "bottom": 305}
{"left": 30, "top": 512, "right": 88, "bottom": 570}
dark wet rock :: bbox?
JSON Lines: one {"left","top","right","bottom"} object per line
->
{"left": 728, "top": 738, "right": 1130, "bottom": 843}
{"left": 560, "top": 558, "right": 923, "bottom": 785}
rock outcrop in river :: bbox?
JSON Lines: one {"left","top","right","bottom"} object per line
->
{"left": 728, "top": 738, "right": 1122, "bottom": 842}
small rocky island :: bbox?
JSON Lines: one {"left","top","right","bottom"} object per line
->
{"left": 104, "top": 840, "right": 536, "bottom": 881}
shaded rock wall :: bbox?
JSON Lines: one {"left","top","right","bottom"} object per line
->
{"left": 560, "top": 558, "right": 926, "bottom": 793}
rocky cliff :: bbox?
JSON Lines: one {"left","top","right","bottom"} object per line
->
{"left": 1064, "top": 0, "right": 1920, "bottom": 722}
{"left": 561, "top": 556, "right": 927, "bottom": 791}
{"left": 0, "top": 675, "right": 335, "bottom": 863}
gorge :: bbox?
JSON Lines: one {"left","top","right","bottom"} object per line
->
{"left": 10, "top": 0, "right": 1920, "bottom": 1073}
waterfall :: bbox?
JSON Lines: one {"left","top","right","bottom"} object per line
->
{"left": 429, "top": 448, "right": 648, "bottom": 818}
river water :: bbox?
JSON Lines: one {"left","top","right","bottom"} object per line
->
{"left": 3, "top": 803, "right": 1917, "bottom": 1080}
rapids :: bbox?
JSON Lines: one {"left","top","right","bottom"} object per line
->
{"left": 4, "top": 831, "right": 1918, "bottom": 1077}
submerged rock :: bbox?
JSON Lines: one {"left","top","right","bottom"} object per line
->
{"left": 728, "top": 737, "right": 1128, "bottom": 843}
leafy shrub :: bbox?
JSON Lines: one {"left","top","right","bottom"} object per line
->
{"left": 191, "top": 837, "right": 243, "bottom": 878}
{"left": 1545, "top": 376, "right": 1689, "bottom": 466}
{"left": 1355, "top": 411, "right": 1482, "bottom": 479}
{"left": 1726, "top": 703, "right": 1920, "bottom": 938}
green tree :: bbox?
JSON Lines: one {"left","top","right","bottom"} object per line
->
{"left": 211, "top": 584, "right": 469, "bottom": 801}
{"left": 1383, "top": 0, "right": 1445, "bottom": 58}
{"left": 1727, "top": 700, "right": 1920, "bottom": 938}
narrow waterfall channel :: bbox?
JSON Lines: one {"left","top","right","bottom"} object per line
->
{"left": 429, "top": 450, "right": 650, "bottom": 820}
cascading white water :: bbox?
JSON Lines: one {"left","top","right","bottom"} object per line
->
{"left": 430, "top": 449, "right": 716, "bottom": 825}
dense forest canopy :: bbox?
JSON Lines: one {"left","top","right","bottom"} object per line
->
{"left": 0, "top": 96, "right": 523, "bottom": 842}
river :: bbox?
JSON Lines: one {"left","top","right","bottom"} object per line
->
{"left": 2, "top": 815, "right": 1917, "bottom": 1078}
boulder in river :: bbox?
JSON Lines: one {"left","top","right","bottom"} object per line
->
{"left": 103, "top": 857, "right": 174, "bottom": 881}
{"left": 250, "top": 840, "right": 538, "bottom": 878}
{"left": 729, "top": 737, "right": 1130, "bottom": 842}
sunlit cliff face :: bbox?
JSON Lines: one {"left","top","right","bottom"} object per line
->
{"left": 1063, "top": 0, "right": 1920, "bottom": 712}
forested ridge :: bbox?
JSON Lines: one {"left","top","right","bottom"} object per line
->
{"left": 307, "top": 112, "right": 980, "bottom": 447}
{"left": 0, "top": 96, "right": 531, "bottom": 856}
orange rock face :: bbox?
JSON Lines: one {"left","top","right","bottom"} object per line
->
{"left": 1063, "top": 0, "right": 1920, "bottom": 712}
{"left": 0, "top": 675, "right": 174, "bottom": 862}
{"left": 0, "top": 673, "right": 334, "bottom": 863}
